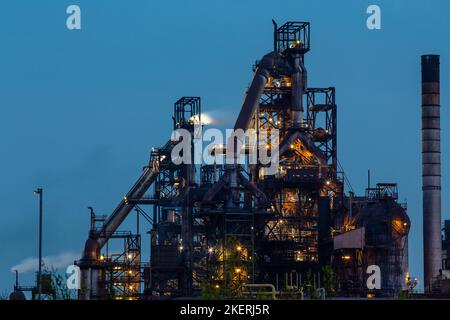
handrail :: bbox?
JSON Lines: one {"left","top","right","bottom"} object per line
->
{"left": 242, "top": 284, "right": 279, "bottom": 300}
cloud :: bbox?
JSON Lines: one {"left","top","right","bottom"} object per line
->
{"left": 10, "top": 252, "right": 79, "bottom": 273}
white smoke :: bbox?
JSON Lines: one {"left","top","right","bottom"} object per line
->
{"left": 10, "top": 252, "right": 79, "bottom": 273}
{"left": 202, "top": 109, "right": 236, "bottom": 128}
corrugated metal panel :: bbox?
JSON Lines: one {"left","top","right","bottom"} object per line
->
{"left": 334, "top": 227, "right": 365, "bottom": 250}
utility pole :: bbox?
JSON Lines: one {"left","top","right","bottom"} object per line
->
{"left": 34, "top": 188, "right": 43, "bottom": 300}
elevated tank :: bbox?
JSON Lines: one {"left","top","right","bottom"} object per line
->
{"left": 353, "top": 197, "right": 410, "bottom": 295}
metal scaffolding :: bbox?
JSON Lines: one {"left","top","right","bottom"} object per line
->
{"left": 75, "top": 21, "right": 410, "bottom": 300}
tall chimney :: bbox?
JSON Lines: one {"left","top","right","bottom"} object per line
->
{"left": 421, "top": 54, "right": 442, "bottom": 292}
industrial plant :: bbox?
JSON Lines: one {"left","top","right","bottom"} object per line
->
{"left": 8, "top": 20, "right": 448, "bottom": 301}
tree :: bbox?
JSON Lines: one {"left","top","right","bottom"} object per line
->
{"left": 305, "top": 269, "right": 316, "bottom": 299}
{"left": 322, "top": 264, "right": 336, "bottom": 297}
{"left": 41, "top": 264, "right": 77, "bottom": 300}
{"left": 200, "top": 237, "right": 250, "bottom": 299}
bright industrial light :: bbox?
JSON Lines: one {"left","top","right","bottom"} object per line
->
{"left": 127, "top": 253, "right": 133, "bottom": 259}
{"left": 179, "top": 245, "right": 184, "bottom": 251}
{"left": 190, "top": 113, "right": 213, "bottom": 125}
{"left": 208, "top": 247, "right": 213, "bottom": 253}
{"left": 236, "top": 245, "right": 242, "bottom": 252}
{"left": 200, "top": 113, "right": 213, "bottom": 125}
{"left": 235, "top": 268, "right": 241, "bottom": 274}
{"left": 99, "top": 255, "right": 105, "bottom": 261}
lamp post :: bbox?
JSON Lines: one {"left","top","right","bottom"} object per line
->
{"left": 34, "top": 188, "right": 43, "bottom": 300}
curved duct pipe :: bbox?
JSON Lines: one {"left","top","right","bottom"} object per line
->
{"left": 233, "top": 51, "right": 286, "bottom": 134}
{"left": 79, "top": 165, "right": 159, "bottom": 299}
{"left": 79, "top": 141, "right": 173, "bottom": 299}
{"left": 84, "top": 140, "right": 173, "bottom": 252}
{"left": 81, "top": 238, "right": 100, "bottom": 261}
{"left": 203, "top": 51, "right": 287, "bottom": 203}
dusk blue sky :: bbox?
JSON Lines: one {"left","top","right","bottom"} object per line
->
{"left": 0, "top": 0, "right": 448, "bottom": 294}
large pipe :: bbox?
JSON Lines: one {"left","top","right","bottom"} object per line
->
{"left": 291, "top": 55, "right": 306, "bottom": 128}
{"left": 79, "top": 146, "right": 166, "bottom": 299}
{"left": 96, "top": 166, "right": 158, "bottom": 248}
{"left": 421, "top": 54, "right": 442, "bottom": 292}
{"left": 233, "top": 51, "right": 285, "bottom": 133}
{"left": 203, "top": 52, "right": 286, "bottom": 204}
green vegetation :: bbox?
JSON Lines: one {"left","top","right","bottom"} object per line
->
{"left": 37, "top": 264, "right": 77, "bottom": 300}
{"left": 304, "top": 269, "right": 317, "bottom": 299}
{"left": 201, "top": 237, "right": 250, "bottom": 299}
{"left": 322, "top": 264, "right": 336, "bottom": 297}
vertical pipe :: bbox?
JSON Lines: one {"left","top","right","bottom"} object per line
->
{"left": 421, "top": 54, "right": 441, "bottom": 292}
{"left": 39, "top": 190, "right": 42, "bottom": 300}
{"left": 89, "top": 207, "right": 94, "bottom": 231}
{"left": 276, "top": 273, "right": 279, "bottom": 290}
{"left": 136, "top": 208, "right": 140, "bottom": 235}
{"left": 34, "top": 188, "right": 43, "bottom": 300}
{"left": 349, "top": 191, "right": 354, "bottom": 220}
{"left": 272, "top": 19, "right": 278, "bottom": 52}
{"left": 181, "top": 126, "right": 195, "bottom": 295}
{"left": 291, "top": 55, "right": 306, "bottom": 129}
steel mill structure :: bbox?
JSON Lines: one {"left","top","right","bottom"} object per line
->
{"left": 76, "top": 21, "right": 412, "bottom": 300}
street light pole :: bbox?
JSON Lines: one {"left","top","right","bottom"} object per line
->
{"left": 34, "top": 188, "right": 43, "bottom": 300}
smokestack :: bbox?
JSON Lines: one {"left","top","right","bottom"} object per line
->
{"left": 421, "top": 54, "right": 442, "bottom": 292}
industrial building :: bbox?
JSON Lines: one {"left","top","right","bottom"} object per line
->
{"left": 4, "top": 19, "right": 446, "bottom": 301}
{"left": 74, "top": 21, "right": 414, "bottom": 300}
